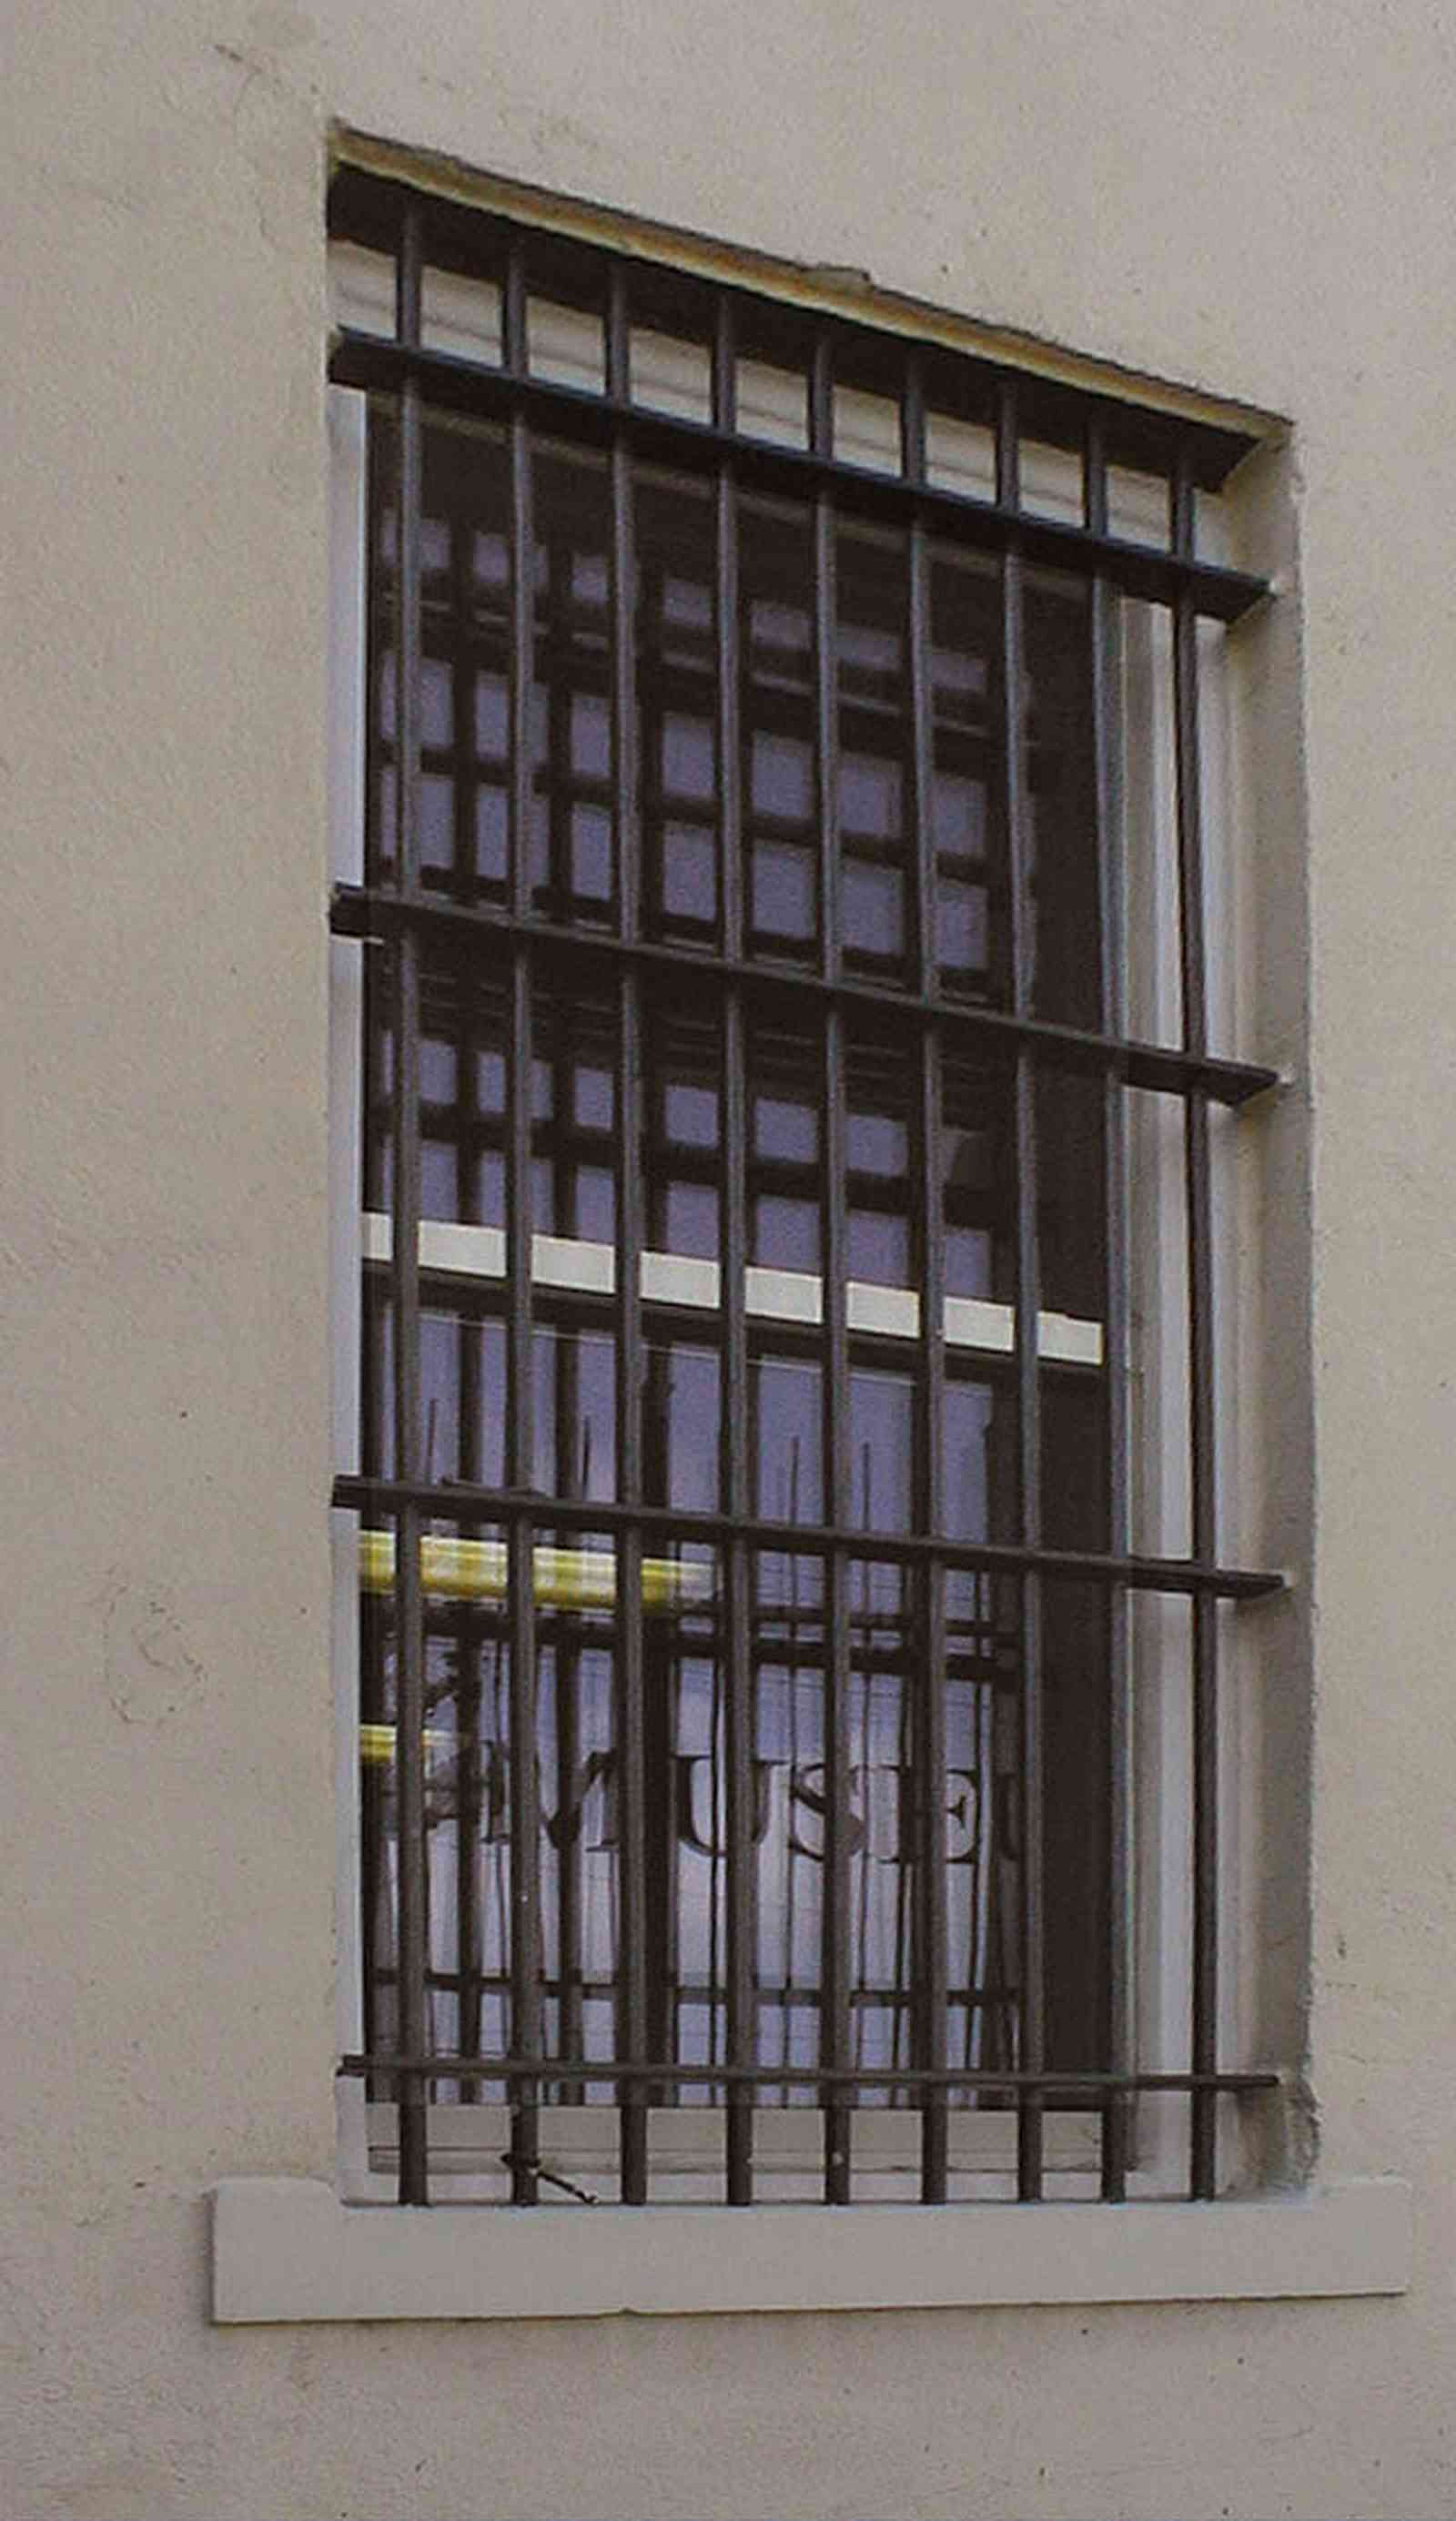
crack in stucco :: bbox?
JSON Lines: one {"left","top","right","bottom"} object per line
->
{"left": 97, "top": 1574, "right": 207, "bottom": 1725}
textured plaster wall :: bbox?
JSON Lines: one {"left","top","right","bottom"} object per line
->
{"left": 4, "top": 3, "right": 1455, "bottom": 2515}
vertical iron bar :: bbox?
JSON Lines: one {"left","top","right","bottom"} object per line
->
{"left": 505, "top": 245, "right": 532, "bottom": 914}
{"left": 905, "top": 359, "right": 949, "bottom": 2202}
{"left": 506, "top": 952, "right": 541, "bottom": 2202}
{"left": 1173, "top": 461, "right": 1210, "bottom": 1058}
{"left": 455, "top": 1007, "right": 485, "bottom": 2098}
{"left": 447, "top": 477, "right": 485, "bottom": 2101}
{"left": 1088, "top": 424, "right": 1132, "bottom": 2199}
{"left": 822, "top": 1050, "right": 853, "bottom": 2207}
{"left": 607, "top": 268, "right": 650, "bottom": 2204}
{"left": 504, "top": 237, "right": 542, "bottom": 2202}
{"left": 812, "top": 338, "right": 853, "bottom": 2202}
{"left": 391, "top": 205, "right": 430, "bottom": 2207}
{"left": 715, "top": 299, "right": 756, "bottom": 2204}
{"left": 998, "top": 380, "right": 1046, "bottom": 2201}
{"left": 1173, "top": 451, "right": 1220, "bottom": 2199}
{"left": 554, "top": 1294, "right": 585, "bottom": 2101}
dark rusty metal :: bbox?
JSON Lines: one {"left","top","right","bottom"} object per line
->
{"left": 330, "top": 329, "right": 1269, "bottom": 626}
{"left": 389, "top": 202, "right": 430, "bottom": 2208}
{"left": 330, "top": 886, "right": 1280, "bottom": 1111}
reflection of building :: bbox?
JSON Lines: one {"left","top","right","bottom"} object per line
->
{"left": 362, "top": 1534, "right": 1021, "bottom": 2131}
{"left": 7, "top": 8, "right": 1451, "bottom": 2515}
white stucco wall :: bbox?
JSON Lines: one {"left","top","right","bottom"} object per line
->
{"left": 4, "top": 4, "right": 1455, "bottom": 2514}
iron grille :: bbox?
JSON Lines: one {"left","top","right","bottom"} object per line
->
{"left": 328, "top": 166, "right": 1282, "bottom": 2208}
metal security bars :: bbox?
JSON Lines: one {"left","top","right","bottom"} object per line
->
{"left": 329, "top": 167, "right": 1282, "bottom": 2210}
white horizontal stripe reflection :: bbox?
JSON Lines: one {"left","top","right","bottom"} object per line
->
{"left": 361, "top": 1216, "right": 1102, "bottom": 1365}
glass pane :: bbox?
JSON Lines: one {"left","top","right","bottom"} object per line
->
{"left": 847, "top": 1030, "right": 914, "bottom": 1291}
{"left": 1127, "top": 1085, "right": 1192, "bottom": 1559}
{"left": 844, "top": 856, "right": 905, "bottom": 963}
{"left": 359, "top": 1514, "right": 723, "bottom": 2104}
{"left": 928, "top": 546, "right": 1003, "bottom": 1004}
{"left": 366, "top": 961, "right": 619, "bottom": 1249}
{"left": 1025, "top": 569, "right": 1101, "bottom": 1028}
{"left": 639, "top": 471, "right": 718, "bottom": 944}
{"left": 844, "top": 1557, "right": 915, "bottom": 2092}
{"left": 360, "top": 1516, "right": 511, "bottom": 2097}
{"left": 1041, "top": 1374, "right": 1108, "bottom": 1552}
{"left": 849, "top": 1368, "right": 915, "bottom": 1531}
{"left": 754, "top": 1557, "right": 827, "bottom": 2095}
{"left": 751, "top": 838, "right": 816, "bottom": 944}
{"left": 659, "top": 821, "right": 716, "bottom": 928}
{"left": 1037, "top": 1069, "right": 1107, "bottom": 1324}
{"left": 364, "top": 1296, "right": 511, "bottom": 1490}
{"left": 741, "top": 498, "right": 818, "bottom": 963}
{"left": 644, "top": 994, "right": 721, "bottom": 1261}
{"left": 362, "top": 1297, "right": 620, "bottom": 1506}
{"left": 943, "top": 1371, "right": 1017, "bottom": 1545}
{"left": 752, "top": 1353, "right": 824, "bottom": 1524}
{"left": 645, "top": 1339, "right": 722, "bottom": 1513}
{"left": 753, "top": 1554, "right": 928, "bottom": 2103}
{"left": 1042, "top": 1579, "right": 1111, "bottom": 2072}
{"left": 366, "top": 412, "right": 513, "bottom": 908}
{"left": 837, "top": 524, "right": 910, "bottom": 980}
{"left": 531, "top": 442, "right": 616, "bottom": 929}
{"left": 941, "top": 1054, "right": 1013, "bottom": 1303}
{"left": 532, "top": 1326, "right": 617, "bottom": 1503}
{"left": 750, "top": 1018, "right": 821, "bottom": 1277}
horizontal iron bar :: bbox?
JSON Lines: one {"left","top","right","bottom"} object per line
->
{"left": 367, "top": 1969, "right": 1023, "bottom": 2009}
{"left": 329, "top": 329, "right": 1269, "bottom": 626}
{"left": 341, "top": 2051, "right": 1280, "bottom": 2094}
{"left": 329, "top": 167, "right": 1266, "bottom": 491}
{"left": 330, "top": 886, "right": 1281, "bottom": 1109}
{"left": 332, "top": 1473, "right": 1285, "bottom": 1600}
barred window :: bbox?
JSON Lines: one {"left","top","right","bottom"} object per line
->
{"left": 328, "top": 169, "right": 1282, "bottom": 2209}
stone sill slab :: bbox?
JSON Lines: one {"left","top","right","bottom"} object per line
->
{"left": 211, "top": 2177, "right": 1411, "bottom": 2323}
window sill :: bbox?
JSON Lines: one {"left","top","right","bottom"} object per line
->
{"left": 210, "top": 2176, "right": 1411, "bottom": 2323}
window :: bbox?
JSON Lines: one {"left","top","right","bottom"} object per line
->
{"left": 327, "top": 166, "right": 1282, "bottom": 2212}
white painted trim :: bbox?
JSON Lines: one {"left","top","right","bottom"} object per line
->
{"left": 846, "top": 1281, "right": 920, "bottom": 1339}
{"left": 212, "top": 2177, "right": 1410, "bottom": 2324}
{"left": 943, "top": 1293, "right": 1014, "bottom": 1354}
{"left": 424, "top": 1217, "right": 506, "bottom": 1279}
{"left": 640, "top": 1249, "right": 722, "bottom": 1308}
{"left": 532, "top": 1230, "right": 615, "bottom": 1294}
{"left": 360, "top": 1212, "right": 1103, "bottom": 1365}
{"left": 1039, "top": 1307, "right": 1104, "bottom": 1368}
{"left": 328, "top": 387, "right": 369, "bottom": 2183}
{"left": 743, "top": 1260, "right": 824, "bottom": 1326}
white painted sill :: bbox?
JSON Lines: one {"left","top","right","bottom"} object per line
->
{"left": 211, "top": 2177, "right": 1411, "bottom": 2323}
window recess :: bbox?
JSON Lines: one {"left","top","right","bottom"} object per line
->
{"left": 328, "top": 167, "right": 1283, "bottom": 2212}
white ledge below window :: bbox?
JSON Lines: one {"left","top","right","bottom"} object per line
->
{"left": 210, "top": 2178, "right": 1411, "bottom": 2324}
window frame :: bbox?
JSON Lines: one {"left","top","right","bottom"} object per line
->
{"left": 326, "top": 164, "right": 1286, "bottom": 2217}
{"left": 207, "top": 148, "right": 1423, "bottom": 2322}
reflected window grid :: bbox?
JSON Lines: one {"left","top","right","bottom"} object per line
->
{"left": 359, "top": 408, "right": 1117, "bottom": 2122}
